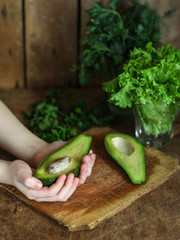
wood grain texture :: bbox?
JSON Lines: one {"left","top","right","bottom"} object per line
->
{"left": 25, "top": 0, "right": 78, "bottom": 88}
{"left": 1, "top": 175, "right": 180, "bottom": 240}
{"left": 0, "top": 126, "right": 179, "bottom": 231}
{"left": 0, "top": 0, "right": 179, "bottom": 89}
{"left": 0, "top": 89, "right": 180, "bottom": 239}
{"left": 0, "top": 0, "right": 24, "bottom": 89}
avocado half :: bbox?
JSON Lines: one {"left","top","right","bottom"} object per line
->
{"left": 35, "top": 134, "right": 92, "bottom": 186}
{"left": 104, "top": 133, "right": 146, "bottom": 184}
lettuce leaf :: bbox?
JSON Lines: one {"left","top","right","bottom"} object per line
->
{"left": 103, "top": 42, "right": 180, "bottom": 108}
{"left": 134, "top": 100, "right": 180, "bottom": 137}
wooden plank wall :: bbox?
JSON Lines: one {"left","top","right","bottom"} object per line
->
{"left": 0, "top": 0, "right": 180, "bottom": 89}
{"left": 25, "top": 0, "right": 78, "bottom": 88}
{"left": 141, "top": 0, "right": 180, "bottom": 48}
{"left": 0, "top": 0, "right": 24, "bottom": 89}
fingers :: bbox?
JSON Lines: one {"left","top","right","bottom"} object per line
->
{"left": 48, "top": 174, "right": 67, "bottom": 195}
{"left": 34, "top": 173, "right": 79, "bottom": 202}
{"left": 24, "top": 176, "right": 43, "bottom": 190}
{"left": 25, "top": 174, "right": 67, "bottom": 199}
{"left": 12, "top": 161, "right": 42, "bottom": 190}
{"left": 18, "top": 149, "right": 96, "bottom": 202}
{"left": 89, "top": 149, "right": 93, "bottom": 154}
{"left": 56, "top": 173, "right": 79, "bottom": 201}
{"left": 25, "top": 173, "right": 79, "bottom": 202}
{"left": 78, "top": 152, "right": 96, "bottom": 184}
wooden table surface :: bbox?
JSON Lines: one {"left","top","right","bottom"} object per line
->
{"left": 0, "top": 89, "right": 180, "bottom": 240}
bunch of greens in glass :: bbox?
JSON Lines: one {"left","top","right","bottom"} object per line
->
{"left": 103, "top": 42, "right": 180, "bottom": 147}
{"left": 73, "top": 0, "right": 174, "bottom": 85}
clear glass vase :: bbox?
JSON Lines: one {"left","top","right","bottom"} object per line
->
{"left": 133, "top": 100, "right": 180, "bottom": 148}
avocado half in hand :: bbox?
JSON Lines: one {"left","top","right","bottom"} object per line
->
{"left": 35, "top": 134, "right": 92, "bottom": 186}
{"left": 104, "top": 133, "right": 146, "bottom": 184}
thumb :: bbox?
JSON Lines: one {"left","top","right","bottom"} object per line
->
{"left": 24, "top": 176, "right": 43, "bottom": 190}
{"left": 15, "top": 162, "right": 43, "bottom": 190}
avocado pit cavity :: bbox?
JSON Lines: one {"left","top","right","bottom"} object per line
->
{"left": 112, "top": 137, "right": 134, "bottom": 156}
{"left": 47, "top": 156, "right": 71, "bottom": 174}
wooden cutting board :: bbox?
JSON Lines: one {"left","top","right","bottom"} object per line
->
{"left": 0, "top": 127, "right": 179, "bottom": 231}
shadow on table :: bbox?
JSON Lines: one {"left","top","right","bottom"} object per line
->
{"left": 160, "top": 134, "right": 180, "bottom": 163}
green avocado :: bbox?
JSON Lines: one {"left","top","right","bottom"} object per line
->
{"left": 35, "top": 134, "right": 92, "bottom": 186}
{"left": 104, "top": 133, "right": 146, "bottom": 184}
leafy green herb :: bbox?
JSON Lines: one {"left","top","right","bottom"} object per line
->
{"left": 103, "top": 42, "right": 180, "bottom": 136}
{"left": 24, "top": 89, "right": 115, "bottom": 143}
{"left": 63, "top": 100, "right": 114, "bottom": 131}
{"left": 23, "top": 89, "right": 77, "bottom": 143}
{"left": 73, "top": 0, "right": 173, "bottom": 85}
{"left": 108, "top": 0, "right": 121, "bottom": 10}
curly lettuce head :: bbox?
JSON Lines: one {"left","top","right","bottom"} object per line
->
{"left": 103, "top": 42, "right": 180, "bottom": 108}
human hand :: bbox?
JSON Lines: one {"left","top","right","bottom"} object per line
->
{"left": 9, "top": 159, "right": 80, "bottom": 202}
{"left": 32, "top": 140, "right": 96, "bottom": 186}
{"left": 78, "top": 149, "right": 96, "bottom": 185}
{"left": 9, "top": 145, "right": 96, "bottom": 202}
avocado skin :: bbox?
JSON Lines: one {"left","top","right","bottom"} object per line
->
{"left": 37, "top": 168, "right": 80, "bottom": 186}
{"left": 104, "top": 133, "right": 146, "bottom": 184}
{"left": 35, "top": 134, "right": 92, "bottom": 186}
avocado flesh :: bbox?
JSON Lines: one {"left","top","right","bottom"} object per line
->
{"left": 35, "top": 134, "right": 92, "bottom": 186}
{"left": 104, "top": 133, "right": 146, "bottom": 184}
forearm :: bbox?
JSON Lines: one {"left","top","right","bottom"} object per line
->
{"left": 0, "top": 160, "right": 13, "bottom": 185}
{"left": 0, "top": 100, "right": 46, "bottom": 165}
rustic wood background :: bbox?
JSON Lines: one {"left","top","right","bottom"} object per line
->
{"left": 0, "top": 0, "right": 180, "bottom": 89}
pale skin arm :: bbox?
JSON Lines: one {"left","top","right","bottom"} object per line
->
{"left": 0, "top": 100, "right": 96, "bottom": 202}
